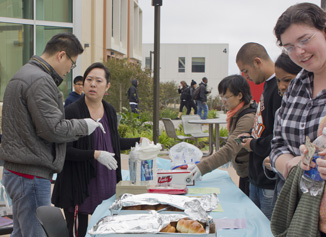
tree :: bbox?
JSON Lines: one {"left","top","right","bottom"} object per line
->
{"left": 104, "top": 59, "right": 153, "bottom": 115}
{"left": 160, "top": 81, "right": 179, "bottom": 108}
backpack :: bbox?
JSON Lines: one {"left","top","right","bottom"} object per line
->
{"left": 234, "top": 101, "right": 257, "bottom": 125}
{"left": 192, "top": 87, "right": 201, "bottom": 100}
{"left": 182, "top": 87, "right": 192, "bottom": 100}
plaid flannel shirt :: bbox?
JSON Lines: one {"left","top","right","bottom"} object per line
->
{"left": 270, "top": 69, "right": 326, "bottom": 175}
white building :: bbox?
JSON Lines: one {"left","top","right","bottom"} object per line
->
{"left": 142, "top": 43, "right": 229, "bottom": 97}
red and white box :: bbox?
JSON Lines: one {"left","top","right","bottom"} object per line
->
{"left": 156, "top": 170, "right": 194, "bottom": 186}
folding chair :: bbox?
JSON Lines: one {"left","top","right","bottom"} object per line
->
{"left": 162, "top": 118, "right": 193, "bottom": 141}
{"left": 36, "top": 206, "right": 69, "bottom": 237}
{"left": 181, "top": 115, "right": 209, "bottom": 146}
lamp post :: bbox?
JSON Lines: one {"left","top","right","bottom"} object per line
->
{"left": 152, "top": 0, "right": 162, "bottom": 144}
{"left": 149, "top": 50, "right": 154, "bottom": 77}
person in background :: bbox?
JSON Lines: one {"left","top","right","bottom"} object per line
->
{"left": 274, "top": 53, "right": 302, "bottom": 97}
{"left": 236, "top": 42, "right": 282, "bottom": 220}
{"left": 263, "top": 53, "right": 301, "bottom": 202}
{"left": 127, "top": 79, "right": 140, "bottom": 114}
{"left": 176, "top": 81, "right": 190, "bottom": 119}
{"left": 64, "top": 75, "right": 84, "bottom": 107}
{"left": 196, "top": 77, "right": 211, "bottom": 120}
{"left": 188, "top": 79, "right": 198, "bottom": 115}
{"left": 0, "top": 33, "right": 101, "bottom": 237}
{"left": 52, "top": 62, "right": 144, "bottom": 237}
{"left": 269, "top": 3, "right": 326, "bottom": 236}
{"left": 188, "top": 75, "right": 256, "bottom": 196}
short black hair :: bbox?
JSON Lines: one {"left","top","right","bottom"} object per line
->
{"left": 218, "top": 74, "right": 252, "bottom": 105}
{"left": 43, "top": 32, "right": 84, "bottom": 57}
{"left": 83, "top": 62, "right": 110, "bottom": 84}
{"left": 73, "top": 76, "right": 83, "bottom": 84}
{"left": 236, "top": 42, "right": 270, "bottom": 66}
{"left": 275, "top": 53, "right": 302, "bottom": 75}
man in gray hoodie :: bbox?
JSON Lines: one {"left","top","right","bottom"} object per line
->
{"left": 0, "top": 33, "right": 104, "bottom": 237}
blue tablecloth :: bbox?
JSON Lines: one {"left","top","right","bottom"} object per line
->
{"left": 86, "top": 158, "right": 272, "bottom": 236}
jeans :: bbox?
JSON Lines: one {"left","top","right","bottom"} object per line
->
{"left": 130, "top": 103, "right": 139, "bottom": 114}
{"left": 249, "top": 183, "right": 274, "bottom": 220}
{"left": 2, "top": 169, "right": 51, "bottom": 237}
{"left": 197, "top": 100, "right": 208, "bottom": 119}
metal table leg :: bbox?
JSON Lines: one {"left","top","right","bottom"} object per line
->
{"left": 203, "top": 124, "right": 214, "bottom": 157}
{"left": 215, "top": 123, "right": 220, "bottom": 151}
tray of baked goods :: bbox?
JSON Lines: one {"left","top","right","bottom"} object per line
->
{"left": 110, "top": 193, "right": 219, "bottom": 215}
{"left": 88, "top": 212, "right": 217, "bottom": 236}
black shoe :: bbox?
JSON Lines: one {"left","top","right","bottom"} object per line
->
{"left": 174, "top": 117, "right": 180, "bottom": 120}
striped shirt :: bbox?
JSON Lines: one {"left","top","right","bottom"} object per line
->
{"left": 270, "top": 69, "right": 326, "bottom": 173}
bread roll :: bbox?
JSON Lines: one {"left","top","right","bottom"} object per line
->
{"left": 141, "top": 205, "right": 156, "bottom": 210}
{"left": 188, "top": 221, "right": 205, "bottom": 233}
{"left": 176, "top": 219, "right": 205, "bottom": 233}
{"left": 160, "top": 224, "right": 176, "bottom": 233}
{"left": 123, "top": 205, "right": 141, "bottom": 210}
{"left": 156, "top": 204, "right": 168, "bottom": 210}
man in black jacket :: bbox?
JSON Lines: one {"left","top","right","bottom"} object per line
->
{"left": 127, "top": 79, "right": 139, "bottom": 114}
{"left": 236, "top": 42, "right": 282, "bottom": 220}
{"left": 196, "top": 77, "right": 211, "bottom": 119}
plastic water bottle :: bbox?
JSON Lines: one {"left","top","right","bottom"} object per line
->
{"left": 300, "top": 127, "right": 326, "bottom": 196}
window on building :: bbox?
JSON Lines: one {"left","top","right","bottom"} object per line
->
{"left": 145, "top": 57, "right": 151, "bottom": 69}
{"left": 178, "top": 57, "right": 185, "bottom": 73}
{"left": 192, "top": 57, "right": 205, "bottom": 73}
{"left": 0, "top": 0, "right": 73, "bottom": 101}
{"left": 0, "top": 0, "right": 33, "bottom": 19}
{"left": 0, "top": 23, "right": 33, "bottom": 101}
{"left": 36, "top": 0, "right": 72, "bottom": 22}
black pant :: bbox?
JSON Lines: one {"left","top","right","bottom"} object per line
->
{"left": 179, "top": 100, "right": 189, "bottom": 113}
{"left": 64, "top": 208, "right": 89, "bottom": 237}
{"left": 239, "top": 176, "right": 250, "bottom": 197}
{"left": 187, "top": 100, "right": 197, "bottom": 114}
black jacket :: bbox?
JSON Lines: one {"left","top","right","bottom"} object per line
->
{"left": 197, "top": 82, "right": 209, "bottom": 102}
{"left": 249, "top": 77, "right": 282, "bottom": 189}
{"left": 52, "top": 95, "right": 140, "bottom": 208}
{"left": 178, "top": 86, "right": 191, "bottom": 101}
{"left": 127, "top": 80, "right": 139, "bottom": 103}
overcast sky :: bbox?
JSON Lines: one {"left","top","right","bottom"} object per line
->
{"left": 138, "top": 0, "right": 321, "bottom": 75}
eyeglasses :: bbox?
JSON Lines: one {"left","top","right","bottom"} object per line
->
{"left": 221, "top": 95, "right": 234, "bottom": 101}
{"left": 282, "top": 32, "right": 317, "bottom": 54}
{"left": 75, "top": 83, "right": 83, "bottom": 86}
{"left": 66, "top": 53, "right": 76, "bottom": 70}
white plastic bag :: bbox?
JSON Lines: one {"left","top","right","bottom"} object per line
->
{"left": 0, "top": 180, "right": 12, "bottom": 216}
{"left": 129, "top": 138, "right": 162, "bottom": 184}
{"left": 169, "top": 142, "right": 203, "bottom": 169}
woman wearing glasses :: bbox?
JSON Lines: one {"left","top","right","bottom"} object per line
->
{"left": 270, "top": 3, "right": 326, "bottom": 236}
{"left": 188, "top": 75, "right": 256, "bottom": 196}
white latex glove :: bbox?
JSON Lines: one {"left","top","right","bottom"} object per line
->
{"left": 97, "top": 151, "right": 118, "bottom": 170}
{"left": 187, "top": 163, "right": 197, "bottom": 171}
{"left": 84, "top": 118, "right": 105, "bottom": 135}
{"left": 185, "top": 165, "right": 201, "bottom": 184}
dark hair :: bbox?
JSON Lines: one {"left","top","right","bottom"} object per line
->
{"left": 73, "top": 76, "right": 83, "bottom": 84}
{"left": 43, "top": 32, "right": 84, "bottom": 57}
{"left": 236, "top": 42, "right": 271, "bottom": 65}
{"left": 274, "top": 3, "right": 326, "bottom": 46}
{"left": 275, "top": 53, "right": 302, "bottom": 75}
{"left": 83, "top": 62, "right": 110, "bottom": 84}
{"left": 180, "top": 80, "right": 187, "bottom": 88}
{"left": 218, "top": 75, "right": 252, "bottom": 105}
